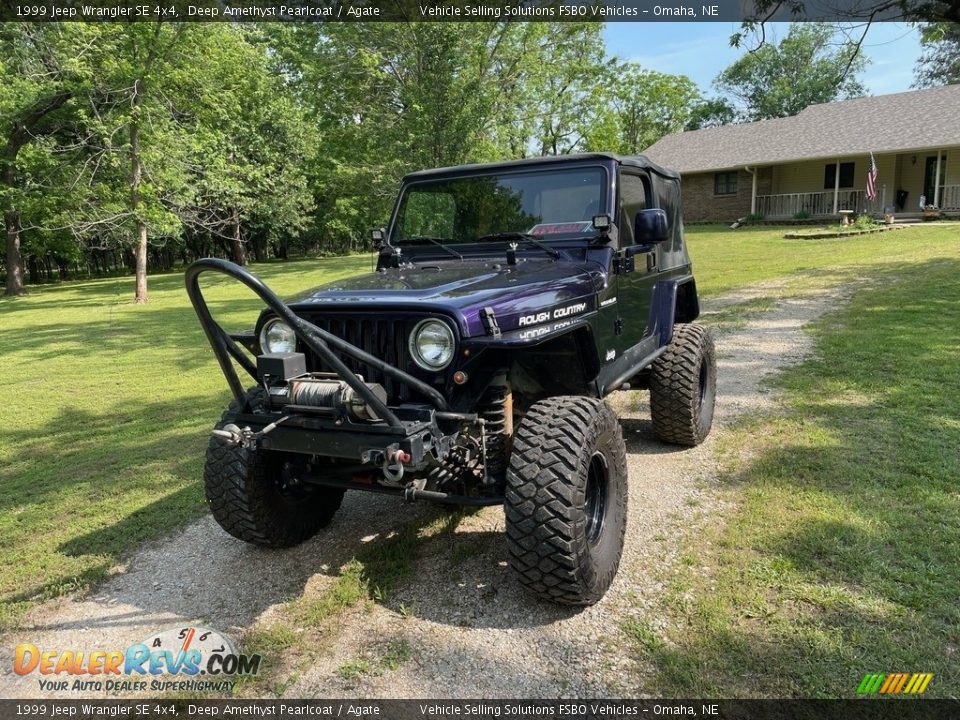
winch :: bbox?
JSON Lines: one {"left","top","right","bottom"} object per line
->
{"left": 258, "top": 352, "right": 386, "bottom": 421}
{"left": 286, "top": 376, "right": 386, "bottom": 421}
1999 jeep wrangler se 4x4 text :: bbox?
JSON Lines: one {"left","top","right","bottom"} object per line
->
{"left": 187, "top": 153, "right": 716, "bottom": 606}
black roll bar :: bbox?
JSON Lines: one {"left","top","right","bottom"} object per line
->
{"left": 185, "top": 258, "right": 448, "bottom": 433}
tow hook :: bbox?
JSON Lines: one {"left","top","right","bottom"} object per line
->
{"left": 382, "top": 447, "right": 411, "bottom": 483}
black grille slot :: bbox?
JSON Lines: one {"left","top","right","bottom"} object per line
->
{"left": 300, "top": 314, "right": 414, "bottom": 402}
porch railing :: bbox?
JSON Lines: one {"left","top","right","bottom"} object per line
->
{"left": 939, "top": 185, "right": 960, "bottom": 210}
{"left": 756, "top": 188, "right": 886, "bottom": 218}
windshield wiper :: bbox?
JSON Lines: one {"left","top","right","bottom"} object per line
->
{"left": 476, "top": 232, "right": 561, "bottom": 259}
{"left": 401, "top": 236, "right": 462, "bottom": 260}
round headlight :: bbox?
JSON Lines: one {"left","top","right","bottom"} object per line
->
{"left": 409, "top": 319, "right": 455, "bottom": 370}
{"left": 259, "top": 319, "right": 296, "bottom": 354}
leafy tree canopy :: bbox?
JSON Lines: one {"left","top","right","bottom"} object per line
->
{"left": 715, "top": 23, "right": 869, "bottom": 121}
{"left": 913, "top": 22, "right": 960, "bottom": 87}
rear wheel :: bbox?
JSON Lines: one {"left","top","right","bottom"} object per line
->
{"left": 505, "top": 396, "right": 628, "bottom": 605}
{"left": 649, "top": 323, "right": 716, "bottom": 446}
{"left": 204, "top": 389, "right": 345, "bottom": 547}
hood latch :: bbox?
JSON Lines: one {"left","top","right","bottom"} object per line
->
{"left": 480, "top": 307, "right": 502, "bottom": 339}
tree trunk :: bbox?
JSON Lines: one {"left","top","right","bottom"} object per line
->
{"left": 251, "top": 236, "right": 265, "bottom": 263}
{"left": 129, "top": 77, "right": 149, "bottom": 303}
{"left": 2, "top": 90, "right": 72, "bottom": 297}
{"left": 3, "top": 152, "right": 25, "bottom": 296}
{"left": 230, "top": 210, "right": 246, "bottom": 265}
{"left": 4, "top": 211, "right": 25, "bottom": 296}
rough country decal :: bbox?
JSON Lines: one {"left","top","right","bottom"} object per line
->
{"left": 517, "top": 302, "right": 588, "bottom": 327}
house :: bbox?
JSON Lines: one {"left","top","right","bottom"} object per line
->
{"left": 643, "top": 84, "right": 960, "bottom": 222}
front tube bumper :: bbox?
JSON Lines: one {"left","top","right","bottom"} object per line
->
{"left": 184, "top": 258, "right": 449, "bottom": 433}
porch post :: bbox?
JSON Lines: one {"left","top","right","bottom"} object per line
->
{"left": 934, "top": 149, "right": 942, "bottom": 207}
{"left": 833, "top": 158, "right": 840, "bottom": 214}
{"left": 750, "top": 168, "right": 757, "bottom": 214}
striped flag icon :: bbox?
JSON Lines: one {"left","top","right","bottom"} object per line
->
{"left": 857, "top": 672, "right": 933, "bottom": 694}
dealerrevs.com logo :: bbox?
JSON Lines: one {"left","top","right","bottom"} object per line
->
{"left": 13, "top": 626, "right": 261, "bottom": 693}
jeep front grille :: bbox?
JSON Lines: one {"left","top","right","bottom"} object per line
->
{"left": 298, "top": 314, "right": 415, "bottom": 403}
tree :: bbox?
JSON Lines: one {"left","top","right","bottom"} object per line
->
{"left": 0, "top": 24, "right": 102, "bottom": 296}
{"left": 730, "top": 2, "right": 958, "bottom": 88}
{"left": 173, "top": 26, "right": 315, "bottom": 265}
{"left": 264, "top": 22, "right": 611, "bottom": 251}
{"left": 716, "top": 23, "right": 869, "bottom": 121}
{"left": 585, "top": 65, "right": 701, "bottom": 154}
{"left": 526, "top": 24, "right": 612, "bottom": 156}
{"left": 110, "top": 24, "right": 192, "bottom": 303}
{"left": 913, "top": 22, "right": 960, "bottom": 87}
{"left": 685, "top": 97, "right": 738, "bottom": 130}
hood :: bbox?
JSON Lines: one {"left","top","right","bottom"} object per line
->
{"left": 287, "top": 257, "right": 610, "bottom": 338}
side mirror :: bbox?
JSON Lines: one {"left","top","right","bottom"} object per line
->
{"left": 634, "top": 209, "right": 669, "bottom": 244}
{"left": 370, "top": 227, "right": 386, "bottom": 245}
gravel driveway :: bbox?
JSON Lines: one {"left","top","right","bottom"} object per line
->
{"left": 0, "top": 283, "right": 847, "bottom": 699}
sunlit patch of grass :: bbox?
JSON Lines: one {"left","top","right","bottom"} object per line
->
{"left": 685, "top": 224, "right": 958, "bottom": 298}
{"left": 627, "top": 258, "right": 960, "bottom": 698}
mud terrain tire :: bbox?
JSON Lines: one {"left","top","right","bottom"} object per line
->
{"left": 204, "top": 389, "right": 345, "bottom": 547}
{"left": 649, "top": 323, "right": 716, "bottom": 447}
{"left": 505, "top": 396, "right": 628, "bottom": 605}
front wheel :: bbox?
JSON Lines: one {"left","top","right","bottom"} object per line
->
{"left": 204, "top": 390, "right": 345, "bottom": 547}
{"left": 505, "top": 396, "right": 628, "bottom": 605}
{"left": 649, "top": 323, "right": 716, "bottom": 447}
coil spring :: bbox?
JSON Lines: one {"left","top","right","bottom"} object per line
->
{"left": 479, "top": 385, "right": 510, "bottom": 478}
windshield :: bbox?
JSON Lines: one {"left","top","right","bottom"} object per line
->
{"left": 393, "top": 167, "right": 606, "bottom": 244}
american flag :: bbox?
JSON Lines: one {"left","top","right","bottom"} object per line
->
{"left": 866, "top": 153, "right": 878, "bottom": 201}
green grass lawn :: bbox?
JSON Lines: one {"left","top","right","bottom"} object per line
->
{"left": 685, "top": 222, "right": 960, "bottom": 297}
{"left": 0, "top": 224, "right": 956, "bottom": 633}
{"left": 631, "top": 256, "right": 960, "bottom": 697}
{"left": 0, "top": 256, "right": 367, "bottom": 630}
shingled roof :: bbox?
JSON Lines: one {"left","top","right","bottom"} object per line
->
{"left": 643, "top": 84, "right": 960, "bottom": 174}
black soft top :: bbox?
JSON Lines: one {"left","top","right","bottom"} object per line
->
{"left": 402, "top": 153, "right": 680, "bottom": 182}
{"left": 400, "top": 152, "right": 689, "bottom": 272}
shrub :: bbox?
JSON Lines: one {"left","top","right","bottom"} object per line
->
{"left": 852, "top": 214, "right": 881, "bottom": 230}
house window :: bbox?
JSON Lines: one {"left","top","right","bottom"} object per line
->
{"left": 824, "top": 162, "right": 855, "bottom": 189}
{"left": 714, "top": 171, "right": 738, "bottom": 195}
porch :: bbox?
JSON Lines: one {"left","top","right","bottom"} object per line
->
{"left": 756, "top": 185, "right": 960, "bottom": 219}
{"left": 756, "top": 188, "right": 889, "bottom": 218}
{"left": 750, "top": 148, "right": 960, "bottom": 219}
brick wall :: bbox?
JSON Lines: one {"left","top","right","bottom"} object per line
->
{"left": 680, "top": 170, "right": 757, "bottom": 223}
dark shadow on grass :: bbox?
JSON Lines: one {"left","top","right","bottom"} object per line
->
{"left": 0, "top": 397, "right": 224, "bottom": 514}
